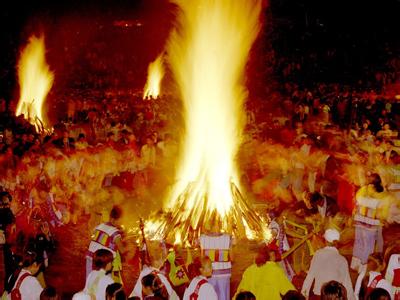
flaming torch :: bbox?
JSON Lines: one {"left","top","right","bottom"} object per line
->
{"left": 15, "top": 35, "right": 54, "bottom": 132}
{"left": 150, "top": 0, "right": 269, "bottom": 244}
{"left": 143, "top": 54, "right": 165, "bottom": 100}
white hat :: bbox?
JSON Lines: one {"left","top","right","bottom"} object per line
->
{"left": 324, "top": 229, "right": 340, "bottom": 243}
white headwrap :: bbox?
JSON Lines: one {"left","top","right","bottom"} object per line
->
{"left": 324, "top": 228, "right": 340, "bottom": 243}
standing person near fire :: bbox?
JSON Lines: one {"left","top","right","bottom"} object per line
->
{"left": 234, "top": 245, "right": 294, "bottom": 300}
{"left": 86, "top": 205, "right": 126, "bottom": 284}
{"left": 351, "top": 174, "right": 391, "bottom": 273}
{"left": 183, "top": 256, "right": 217, "bottom": 300}
{"left": 199, "top": 222, "right": 232, "bottom": 300}
{"left": 301, "top": 229, "right": 355, "bottom": 300}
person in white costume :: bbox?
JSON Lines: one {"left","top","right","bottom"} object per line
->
{"left": 183, "top": 256, "right": 217, "bottom": 300}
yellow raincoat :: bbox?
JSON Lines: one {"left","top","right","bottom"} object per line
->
{"left": 234, "top": 262, "right": 295, "bottom": 300}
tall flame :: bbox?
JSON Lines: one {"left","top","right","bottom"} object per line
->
{"left": 165, "top": 0, "right": 262, "bottom": 234}
{"left": 16, "top": 35, "right": 54, "bottom": 131}
{"left": 143, "top": 54, "right": 165, "bottom": 100}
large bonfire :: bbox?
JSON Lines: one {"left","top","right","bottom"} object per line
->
{"left": 15, "top": 35, "right": 54, "bottom": 132}
{"left": 143, "top": 54, "right": 165, "bottom": 100}
{"left": 146, "top": 0, "right": 269, "bottom": 243}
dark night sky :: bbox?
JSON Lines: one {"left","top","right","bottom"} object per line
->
{"left": 1, "top": 0, "right": 400, "bottom": 99}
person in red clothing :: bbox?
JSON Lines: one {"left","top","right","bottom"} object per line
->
{"left": 336, "top": 173, "right": 356, "bottom": 215}
{"left": 279, "top": 120, "right": 295, "bottom": 146}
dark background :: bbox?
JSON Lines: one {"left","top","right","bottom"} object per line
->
{"left": 1, "top": 0, "right": 400, "bottom": 100}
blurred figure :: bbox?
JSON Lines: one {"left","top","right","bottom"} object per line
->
{"left": 0, "top": 191, "right": 15, "bottom": 292}
{"left": 351, "top": 174, "right": 390, "bottom": 273}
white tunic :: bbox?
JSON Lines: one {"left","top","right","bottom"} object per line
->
{"left": 301, "top": 246, "right": 355, "bottom": 300}
{"left": 354, "top": 271, "right": 394, "bottom": 300}
{"left": 8, "top": 269, "right": 43, "bottom": 300}
{"left": 183, "top": 276, "right": 217, "bottom": 300}
{"left": 84, "top": 269, "right": 114, "bottom": 300}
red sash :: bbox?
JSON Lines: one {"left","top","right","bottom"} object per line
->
{"left": 367, "top": 274, "right": 383, "bottom": 295}
{"left": 393, "top": 268, "right": 400, "bottom": 287}
{"left": 189, "top": 279, "right": 208, "bottom": 300}
{"left": 11, "top": 273, "right": 31, "bottom": 300}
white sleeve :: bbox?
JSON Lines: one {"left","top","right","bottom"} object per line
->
{"left": 183, "top": 288, "right": 189, "bottom": 300}
{"left": 159, "top": 274, "right": 177, "bottom": 298}
{"left": 354, "top": 272, "right": 364, "bottom": 300}
{"left": 301, "top": 254, "right": 318, "bottom": 296}
{"left": 340, "top": 259, "right": 355, "bottom": 300}
{"left": 97, "top": 276, "right": 114, "bottom": 300}
{"left": 129, "top": 281, "right": 142, "bottom": 299}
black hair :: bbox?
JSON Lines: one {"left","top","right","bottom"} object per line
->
{"left": 40, "top": 286, "right": 58, "bottom": 300}
{"left": 281, "top": 290, "right": 306, "bottom": 300}
{"left": 106, "top": 283, "right": 126, "bottom": 300}
{"left": 22, "top": 250, "right": 43, "bottom": 268}
{"left": 0, "top": 191, "right": 12, "bottom": 203}
{"left": 370, "top": 174, "right": 384, "bottom": 193}
{"left": 367, "top": 288, "right": 391, "bottom": 300}
{"left": 110, "top": 205, "right": 123, "bottom": 220}
{"left": 141, "top": 273, "right": 168, "bottom": 299}
{"left": 236, "top": 291, "right": 256, "bottom": 300}
{"left": 321, "top": 280, "right": 347, "bottom": 300}
{"left": 93, "top": 249, "right": 113, "bottom": 270}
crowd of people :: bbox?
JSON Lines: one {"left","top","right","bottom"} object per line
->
{"left": 0, "top": 50, "right": 400, "bottom": 299}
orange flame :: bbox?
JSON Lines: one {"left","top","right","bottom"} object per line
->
{"left": 143, "top": 54, "right": 164, "bottom": 99}
{"left": 16, "top": 35, "right": 54, "bottom": 131}
{"left": 165, "top": 0, "right": 263, "bottom": 237}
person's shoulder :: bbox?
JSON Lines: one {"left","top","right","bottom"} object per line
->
{"left": 22, "top": 275, "right": 42, "bottom": 289}
{"left": 100, "top": 274, "right": 114, "bottom": 286}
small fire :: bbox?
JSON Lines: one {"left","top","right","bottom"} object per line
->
{"left": 143, "top": 54, "right": 164, "bottom": 100}
{"left": 174, "top": 231, "right": 182, "bottom": 246}
{"left": 16, "top": 35, "right": 54, "bottom": 132}
{"left": 157, "top": 0, "right": 266, "bottom": 242}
